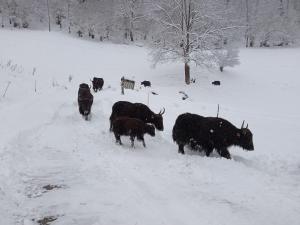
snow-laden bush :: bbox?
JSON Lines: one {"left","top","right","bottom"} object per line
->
{"left": 214, "top": 48, "right": 240, "bottom": 72}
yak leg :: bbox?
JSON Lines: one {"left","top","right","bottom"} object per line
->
{"left": 114, "top": 133, "right": 122, "bottom": 145}
{"left": 205, "top": 147, "right": 213, "bottom": 157}
{"left": 137, "top": 135, "right": 146, "bottom": 147}
{"left": 79, "top": 106, "right": 83, "bottom": 115}
{"left": 178, "top": 143, "right": 185, "bottom": 154}
{"left": 204, "top": 143, "right": 214, "bottom": 157}
{"left": 141, "top": 137, "right": 146, "bottom": 147}
{"left": 130, "top": 135, "right": 135, "bottom": 148}
{"left": 216, "top": 148, "right": 231, "bottom": 159}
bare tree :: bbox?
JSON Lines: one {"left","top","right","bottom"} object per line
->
{"left": 150, "top": 0, "right": 238, "bottom": 84}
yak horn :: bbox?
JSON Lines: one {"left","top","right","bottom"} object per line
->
{"left": 241, "top": 120, "right": 245, "bottom": 129}
{"left": 159, "top": 108, "right": 165, "bottom": 115}
{"left": 246, "top": 123, "right": 248, "bottom": 129}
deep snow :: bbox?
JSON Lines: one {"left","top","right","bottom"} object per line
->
{"left": 0, "top": 29, "right": 300, "bottom": 225}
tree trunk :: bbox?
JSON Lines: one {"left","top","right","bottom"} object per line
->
{"left": 46, "top": 0, "right": 51, "bottom": 32}
{"left": 130, "top": 30, "right": 134, "bottom": 42}
{"left": 185, "top": 62, "right": 190, "bottom": 85}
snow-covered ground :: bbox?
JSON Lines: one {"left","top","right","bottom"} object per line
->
{"left": 0, "top": 29, "right": 300, "bottom": 225}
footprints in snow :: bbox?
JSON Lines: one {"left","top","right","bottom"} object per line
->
{"left": 25, "top": 183, "right": 66, "bottom": 199}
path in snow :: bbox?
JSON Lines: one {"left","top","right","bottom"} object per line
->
{"left": 0, "top": 30, "right": 299, "bottom": 225}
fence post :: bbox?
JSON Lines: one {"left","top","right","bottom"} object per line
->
{"left": 121, "top": 76, "right": 125, "bottom": 95}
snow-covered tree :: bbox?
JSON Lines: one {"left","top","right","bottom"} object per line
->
{"left": 0, "top": 0, "right": 299, "bottom": 47}
{"left": 150, "top": 0, "right": 239, "bottom": 84}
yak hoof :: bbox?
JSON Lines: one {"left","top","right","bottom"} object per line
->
{"left": 178, "top": 150, "right": 185, "bottom": 154}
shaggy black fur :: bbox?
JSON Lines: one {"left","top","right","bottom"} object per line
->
{"left": 109, "top": 101, "right": 165, "bottom": 131}
{"left": 112, "top": 117, "right": 155, "bottom": 147}
{"left": 212, "top": 80, "right": 221, "bottom": 85}
{"left": 78, "top": 83, "right": 93, "bottom": 120}
{"left": 141, "top": 80, "right": 151, "bottom": 87}
{"left": 172, "top": 113, "right": 254, "bottom": 159}
{"left": 92, "top": 77, "right": 104, "bottom": 92}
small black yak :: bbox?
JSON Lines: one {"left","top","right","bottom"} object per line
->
{"left": 78, "top": 83, "right": 93, "bottom": 120}
{"left": 172, "top": 113, "right": 254, "bottom": 159}
{"left": 112, "top": 117, "right": 155, "bottom": 147}
{"left": 91, "top": 77, "right": 104, "bottom": 92}
{"left": 109, "top": 101, "right": 165, "bottom": 131}
{"left": 212, "top": 81, "right": 221, "bottom": 86}
{"left": 141, "top": 80, "right": 151, "bottom": 87}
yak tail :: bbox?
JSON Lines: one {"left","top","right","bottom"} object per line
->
{"left": 109, "top": 114, "right": 114, "bottom": 131}
{"left": 172, "top": 125, "right": 178, "bottom": 142}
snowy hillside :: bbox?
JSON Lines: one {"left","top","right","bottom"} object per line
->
{"left": 0, "top": 29, "right": 300, "bottom": 225}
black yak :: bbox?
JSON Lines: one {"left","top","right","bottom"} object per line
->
{"left": 78, "top": 83, "right": 93, "bottom": 120}
{"left": 212, "top": 81, "right": 221, "bottom": 86}
{"left": 109, "top": 101, "right": 165, "bottom": 131}
{"left": 91, "top": 77, "right": 104, "bottom": 92}
{"left": 172, "top": 113, "right": 254, "bottom": 159}
{"left": 112, "top": 117, "right": 155, "bottom": 147}
{"left": 141, "top": 80, "right": 151, "bottom": 87}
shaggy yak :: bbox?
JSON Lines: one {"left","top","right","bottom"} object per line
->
{"left": 141, "top": 80, "right": 151, "bottom": 87}
{"left": 109, "top": 101, "right": 165, "bottom": 131}
{"left": 91, "top": 77, "right": 104, "bottom": 92}
{"left": 78, "top": 83, "right": 93, "bottom": 120}
{"left": 112, "top": 117, "right": 155, "bottom": 147}
{"left": 172, "top": 113, "right": 254, "bottom": 159}
{"left": 212, "top": 80, "right": 221, "bottom": 86}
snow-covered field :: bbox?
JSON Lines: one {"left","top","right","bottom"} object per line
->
{"left": 0, "top": 29, "right": 300, "bottom": 225}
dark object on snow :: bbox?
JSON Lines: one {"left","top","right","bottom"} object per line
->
{"left": 141, "top": 80, "right": 151, "bottom": 87}
{"left": 77, "top": 30, "right": 83, "bottom": 37}
{"left": 172, "top": 113, "right": 254, "bottom": 159}
{"left": 112, "top": 117, "right": 155, "bottom": 147}
{"left": 191, "top": 78, "right": 196, "bottom": 83}
{"left": 212, "top": 81, "right": 221, "bottom": 86}
{"left": 91, "top": 77, "right": 104, "bottom": 92}
{"left": 179, "top": 91, "right": 189, "bottom": 100}
{"left": 37, "top": 216, "right": 57, "bottom": 225}
{"left": 109, "top": 101, "right": 165, "bottom": 131}
{"left": 78, "top": 83, "right": 93, "bottom": 120}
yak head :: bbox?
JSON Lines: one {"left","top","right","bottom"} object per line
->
{"left": 81, "top": 101, "right": 92, "bottom": 116}
{"left": 79, "top": 83, "right": 90, "bottom": 89}
{"left": 150, "top": 108, "right": 165, "bottom": 131}
{"left": 145, "top": 124, "right": 156, "bottom": 137}
{"left": 237, "top": 121, "right": 254, "bottom": 151}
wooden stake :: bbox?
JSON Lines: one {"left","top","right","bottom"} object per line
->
{"left": 2, "top": 81, "right": 11, "bottom": 98}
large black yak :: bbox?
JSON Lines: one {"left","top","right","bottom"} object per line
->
{"left": 172, "top": 113, "right": 254, "bottom": 159}
{"left": 112, "top": 117, "right": 155, "bottom": 147}
{"left": 78, "top": 83, "right": 93, "bottom": 120}
{"left": 91, "top": 77, "right": 104, "bottom": 92}
{"left": 109, "top": 101, "right": 165, "bottom": 131}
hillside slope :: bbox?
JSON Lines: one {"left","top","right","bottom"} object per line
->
{"left": 0, "top": 29, "right": 300, "bottom": 225}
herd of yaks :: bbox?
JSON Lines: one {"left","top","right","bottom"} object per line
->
{"left": 77, "top": 77, "right": 254, "bottom": 160}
